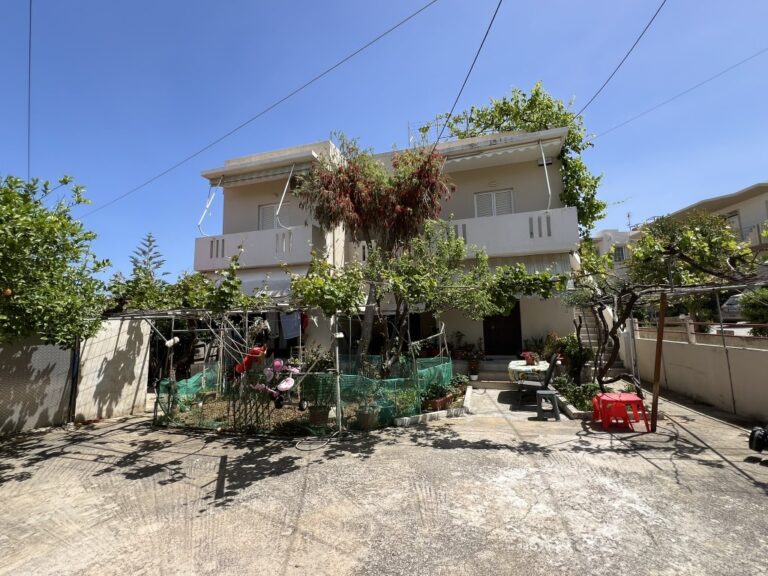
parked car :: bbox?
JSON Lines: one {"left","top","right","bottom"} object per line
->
{"left": 720, "top": 294, "right": 743, "bottom": 321}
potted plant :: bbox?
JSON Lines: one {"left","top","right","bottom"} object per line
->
{"left": 421, "top": 380, "right": 454, "bottom": 412}
{"left": 465, "top": 339, "right": 485, "bottom": 381}
{"left": 356, "top": 381, "right": 382, "bottom": 431}
{"left": 299, "top": 346, "right": 336, "bottom": 426}
{"left": 521, "top": 351, "right": 540, "bottom": 366}
{"left": 450, "top": 374, "right": 469, "bottom": 396}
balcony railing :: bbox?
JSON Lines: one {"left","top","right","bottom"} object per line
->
{"left": 451, "top": 206, "right": 579, "bottom": 257}
{"left": 194, "top": 226, "right": 319, "bottom": 272}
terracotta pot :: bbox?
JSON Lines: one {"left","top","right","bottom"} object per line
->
{"left": 308, "top": 406, "right": 330, "bottom": 426}
{"left": 356, "top": 409, "right": 380, "bottom": 431}
{"left": 423, "top": 394, "right": 454, "bottom": 412}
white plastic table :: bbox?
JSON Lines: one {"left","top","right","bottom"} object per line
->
{"left": 507, "top": 360, "right": 550, "bottom": 381}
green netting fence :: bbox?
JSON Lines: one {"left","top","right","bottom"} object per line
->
{"left": 154, "top": 356, "right": 454, "bottom": 433}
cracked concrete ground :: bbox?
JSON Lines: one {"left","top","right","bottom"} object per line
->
{"left": 1, "top": 390, "right": 767, "bottom": 576}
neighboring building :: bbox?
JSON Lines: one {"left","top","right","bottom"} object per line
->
{"left": 194, "top": 129, "right": 581, "bottom": 356}
{"left": 669, "top": 182, "right": 768, "bottom": 253}
{"left": 591, "top": 228, "right": 631, "bottom": 275}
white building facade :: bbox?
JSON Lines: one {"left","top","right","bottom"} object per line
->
{"left": 194, "top": 129, "right": 581, "bottom": 356}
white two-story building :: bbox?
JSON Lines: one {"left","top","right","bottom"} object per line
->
{"left": 194, "top": 129, "right": 581, "bottom": 356}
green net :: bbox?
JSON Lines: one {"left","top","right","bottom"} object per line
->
{"left": 155, "top": 356, "right": 454, "bottom": 433}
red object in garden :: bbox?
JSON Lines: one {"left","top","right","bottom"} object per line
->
{"left": 235, "top": 345, "right": 267, "bottom": 374}
{"left": 595, "top": 392, "right": 650, "bottom": 432}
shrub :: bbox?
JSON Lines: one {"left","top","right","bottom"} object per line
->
{"left": 741, "top": 288, "right": 768, "bottom": 336}
{"left": 552, "top": 375, "right": 599, "bottom": 411}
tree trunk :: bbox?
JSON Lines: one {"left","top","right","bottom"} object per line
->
{"left": 358, "top": 283, "right": 377, "bottom": 357}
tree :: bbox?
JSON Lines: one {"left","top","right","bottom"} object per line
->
{"left": 570, "top": 212, "right": 756, "bottom": 390}
{"left": 433, "top": 82, "right": 606, "bottom": 236}
{"left": 108, "top": 233, "right": 175, "bottom": 311}
{"left": 741, "top": 288, "right": 768, "bottom": 337}
{"left": 0, "top": 176, "right": 108, "bottom": 345}
{"left": 294, "top": 135, "right": 452, "bottom": 354}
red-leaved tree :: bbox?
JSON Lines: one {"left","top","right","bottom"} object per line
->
{"left": 295, "top": 135, "right": 452, "bottom": 354}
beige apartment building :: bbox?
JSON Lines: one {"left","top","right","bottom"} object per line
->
{"left": 194, "top": 129, "right": 580, "bottom": 356}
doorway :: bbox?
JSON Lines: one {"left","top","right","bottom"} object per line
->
{"left": 483, "top": 303, "right": 522, "bottom": 356}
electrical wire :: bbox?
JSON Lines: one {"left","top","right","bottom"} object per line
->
{"left": 80, "top": 0, "right": 441, "bottom": 219}
{"left": 431, "top": 0, "right": 504, "bottom": 153}
{"left": 26, "top": 0, "right": 33, "bottom": 181}
{"left": 590, "top": 45, "right": 768, "bottom": 141}
{"left": 576, "top": 0, "right": 667, "bottom": 117}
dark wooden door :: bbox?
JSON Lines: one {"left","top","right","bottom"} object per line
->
{"left": 483, "top": 303, "right": 522, "bottom": 356}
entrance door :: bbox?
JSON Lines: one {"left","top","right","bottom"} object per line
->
{"left": 483, "top": 303, "right": 522, "bottom": 356}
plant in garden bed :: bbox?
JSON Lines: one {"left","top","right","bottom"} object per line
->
{"left": 450, "top": 374, "right": 469, "bottom": 396}
{"left": 551, "top": 375, "right": 600, "bottom": 412}
{"left": 421, "top": 380, "right": 454, "bottom": 412}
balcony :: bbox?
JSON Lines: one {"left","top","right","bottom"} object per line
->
{"left": 194, "top": 226, "right": 322, "bottom": 272}
{"left": 451, "top": 206, "right": 579, "bottom": 258}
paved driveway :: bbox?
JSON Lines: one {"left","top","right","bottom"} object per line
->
{"left": 1, "top": 391, "right": 766, "bottom": 575}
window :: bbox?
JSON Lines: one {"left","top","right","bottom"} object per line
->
{"left": 613, "top": 245, "right": 626, "bottom": 262}
{"left": 474, "top": 190, "right": 514, "bottom": 218}
{"left": 259, "top": 203, "right": 290, "bottom": 230}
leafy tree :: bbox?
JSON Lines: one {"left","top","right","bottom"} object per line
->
{"left": 630, "top": 211, "right": 755, "bottom": 285}
{"left": 570, "top": 211, "right": 756, "bottom": 390}
{"left": 0, "top": 176, "right": 108, "bottom": 345}
{"left": 289, "top": 256, "right": 365, "bottom": 317}
{"left": 434, "top": 82, "right": 606, "bottom": 236}
{"left": 108, "top": 233, "right": 175, "bottom": 311}
{"left": 294, "top": 134, "right": 452, "bottom": 354}
{"left": 741, "top": 288, "right": 768, "bottom": 336}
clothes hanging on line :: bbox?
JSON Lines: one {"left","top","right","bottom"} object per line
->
{"left": 280, "top": 311, "right": 301, "bottom": 340}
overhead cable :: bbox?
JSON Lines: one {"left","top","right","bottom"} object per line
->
{"left": 80, "top": 0, "right": 442, "bottom": 218}
{"left": 576, "top": 0, "right": 668, "bottom": 117}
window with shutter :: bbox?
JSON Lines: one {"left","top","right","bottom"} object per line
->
{"left": 494, "top": 190, "right": 513, "bottom": 215}
{"left": 474, "top": 192, "right": 493, "bottom": 218}
{"left": 475, "top": 190, "right": 513, "bottom": 218}
{"left": 259, "top": 204, "right": 276, "bottom": 230}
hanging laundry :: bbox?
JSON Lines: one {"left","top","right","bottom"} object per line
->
{"left": 280, "top": 311, "right": 301, "bottom": 340}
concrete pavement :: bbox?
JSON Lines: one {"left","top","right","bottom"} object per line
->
{"left": 1, "top": 391, "right": 767, "bottom": 575}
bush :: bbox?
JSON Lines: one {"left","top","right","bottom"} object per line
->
{"left": 741, "top": 288, "right": 768, "bottom": 336}
{"left": 423, "top": 380, "right": 453, "bottom": 400}
{"left": 552, "top": 375, "right": 599, "bottom": 411}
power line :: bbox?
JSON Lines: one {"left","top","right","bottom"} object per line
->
{"left": 27, "top": 0, "right": 33, "bottom": 181}
{"left": 591, "top": 45, "right": 768, "bottom": 141}
{"left": 576, "top": 0, "right": 667, "bottom": 117}
{"left": 81, "top": 0, "right": 442, "bottom": 219}
{"left": 432, "top": 0, "right": 504, "bottom": 152}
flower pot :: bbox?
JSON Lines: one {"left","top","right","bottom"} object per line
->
{"left": 423, "top": 394, "right": 454, "bottom": 412}
{"left": 469, "top": 375, "right": 478, "bottom": 381}
{"left": 356, "top": 409, "right": 380, "bottom": 431}
{"left": 525, "top": 357, "right": 536, "bottom": 366}
{"left": 308, "top": 406, "right": 330, "bottom": 426}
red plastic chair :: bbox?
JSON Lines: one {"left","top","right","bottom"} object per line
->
{"left": 592, "top": 396, "right": 602, "bottom": 422}
{"left": 601, "top": 401, "right": 633, "bottom": 431}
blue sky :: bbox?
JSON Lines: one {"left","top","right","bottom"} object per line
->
{"left": 2, "top": 0, "right": 767, "bottom": 278}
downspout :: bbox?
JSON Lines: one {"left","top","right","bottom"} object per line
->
{"left": 67, "top": 336, "right": 81, "bottom": 424}
{"left": 538, "top": 140, "right": 552, "bottom": 211}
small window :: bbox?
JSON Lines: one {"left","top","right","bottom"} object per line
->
{"left": 259, "top": 203, "right": 290, "bottom": 231}
{"left": 613, "top": 246, "right": 626, "bottom": 262}
{"left": 474, "top": 190, "right": 514, "bottom": 218}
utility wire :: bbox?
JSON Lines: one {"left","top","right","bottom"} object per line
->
{"left": 80, "top": 0, "right": 442, "bottom": 219}
{"left": 591, "top": 45, "right": 768, "bottom": 141}
{"left": 431, "top": 0, "right": 504, "bottom": 153}
{"left": 27, "top": 0, "right": 33, "bottom": 181}
{"left": 576, "top": 0, "right": 667, "bottom": 117}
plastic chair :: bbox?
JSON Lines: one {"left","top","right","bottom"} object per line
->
{"left": 602, "top": 401, "right": 633, "bottom": 431}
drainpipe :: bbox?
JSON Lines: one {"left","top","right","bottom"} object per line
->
{"left": 67, "top": 336, "right": 81, "bottom": 424}
{"left": 538, "top": 140, "right": 552, "bottom": 211}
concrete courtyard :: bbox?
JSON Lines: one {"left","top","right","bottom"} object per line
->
{"left": 1, "top": 390, "right": 767, "bottom": 575}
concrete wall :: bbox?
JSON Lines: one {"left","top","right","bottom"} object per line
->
{"left": 0, "top": 341, "right": 72, "bottom": 435}
{"left": 75, "top": 319, "right": 151, "bottom": 422}
{"left": 442, "top": 161, "right": 564, "bottom": 220}
{"left": 624, "top": 325, "right": 768, "bottom": 422}
{"left": 0, "top": 318, "right": 152, "bottom": 434}
{"left": 223, "top": 180, "right": 311, "bottom": 235}
{"left": 439, "top": 296, "right": 574, "bottom": 355}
